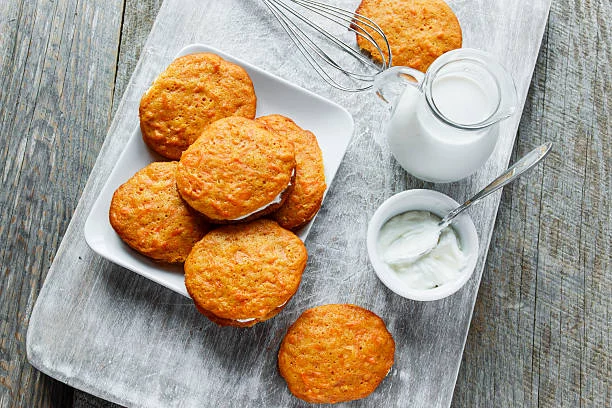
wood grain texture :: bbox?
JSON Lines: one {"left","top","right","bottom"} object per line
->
{"left": 0, "top": 0, "right": 604, "bottom": 407}
{"left": 0, "top": 0, "right": 123, "bottom": 407}
{"left": 453, "top": 0, "right": 611, "bottom": 406}
{"left": 111, "top": 0, "right": 164, "bottom": 117}
{"left": 22, "top": 0, "right": 551, "bottom": 406}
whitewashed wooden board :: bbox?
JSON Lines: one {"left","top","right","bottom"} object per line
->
{"left": 26, "top": 0, "right": 551, "bottom": 407}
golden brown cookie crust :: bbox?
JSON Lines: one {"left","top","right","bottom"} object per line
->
{"left": 278, "top": 304, "right": 395, "bottom": 404}
{"left": 355, "top": 0, "right": 462, "bottom": 72}
{"left": 176, "top": 117, "right": 296, "bottom": 222}
{"left": 184, "top": 219, "right": 307, "bottom": 326}
{"left": 139, "top": 52, "right": 257, "bottom": 160}
{"left": 257, "top": 115, "right": 326, "bottom": 230}
{"left": 109, "top": 162, "right": 209, "bottom": 263}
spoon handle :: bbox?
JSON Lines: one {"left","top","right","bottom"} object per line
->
{"left": 438, "top": 142, "right": 553, "bottom": 229}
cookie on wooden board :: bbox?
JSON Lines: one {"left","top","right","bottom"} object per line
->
{"left": 355, "top": 0, "right": 462, "bottom": 72}
{"left": 109, "top": 161, "right": 209, "bottom": 263}
{"left": 139, "top": 52, "right": 257, "bottom": 159}
{"left": 257, "top": 114, "right": 326, "bottom": 230}
{"left": 278, "top": 304, "right": 395, "bottom": 404}
{"left": 184, "top": 219, "right": 307, "bottom": 327}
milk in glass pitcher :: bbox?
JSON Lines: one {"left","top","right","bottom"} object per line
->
{"left": 375, "top": 48, "right": 518, "bottom": 183}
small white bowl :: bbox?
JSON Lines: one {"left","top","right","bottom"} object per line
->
{"left": 367, "top": 189, "right": 479, "bottom": 301}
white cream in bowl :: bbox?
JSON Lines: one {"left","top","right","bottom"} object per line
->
{"left": 377, "top": 211, "right": 468, "bottom": 290}
{"left": 367, "top": 190, "right": 479, "bottom": 301}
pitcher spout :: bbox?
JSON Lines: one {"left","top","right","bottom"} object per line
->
{"left": 491, "top": 78, "right": 518, "bottom": 124}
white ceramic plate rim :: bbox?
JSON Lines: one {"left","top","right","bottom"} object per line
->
{"left": 83, "top": 43, "right": 354, "bottom": 298}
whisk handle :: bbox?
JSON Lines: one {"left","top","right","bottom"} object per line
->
{"left": 374, "top": 66, "right": 425, "bottom": 104}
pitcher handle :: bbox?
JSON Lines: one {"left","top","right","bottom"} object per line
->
{"left": 374, "top": 66, "right": 426, "bottom": 104}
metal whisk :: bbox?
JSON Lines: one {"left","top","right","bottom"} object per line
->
{"left": 262, "top": 0, "right": 392, "bottom": 92}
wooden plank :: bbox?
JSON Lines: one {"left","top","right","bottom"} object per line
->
{"left": 453, "top": 0, "right": 611, "bottom": 407}
{"left": 72, "top": 1, "right": 163, "bottom": 406}
{"left": 70, "top": 1, "right": 610, "bottom": 406}
{"left": 20, "top": 0, "right": 576, "bottom": 407}
{"left": 111, "top": 0, "right": 165, "bottom": 117}
{"left": 0, "top": 0, "right": 124, "bottom": 407}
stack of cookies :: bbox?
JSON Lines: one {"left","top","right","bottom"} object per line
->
{"left": 110, "top": 0, "right": 465, "bottom": 397}
{"left": 110, "top": 52, "right": 326, "bottom": 327}
{"left": 110, "top": 51, "right": 396, "bottom": 404}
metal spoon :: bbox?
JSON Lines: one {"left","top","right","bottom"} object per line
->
{"left": 387, "top": 142, "right": 553, "bottom": 265}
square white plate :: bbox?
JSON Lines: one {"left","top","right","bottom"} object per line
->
{"left": 84, "top": 44, "right": 354, "bottom": 297}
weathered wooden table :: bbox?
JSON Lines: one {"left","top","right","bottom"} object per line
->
{"left": 1, "top": 0, "right": 609, "bottom": 407}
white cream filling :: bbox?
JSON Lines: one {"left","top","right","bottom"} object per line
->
{"left": 229, "top": 170, "right": 294, "bottom": 221}
{"left": 236, "top": 318, "right": 256, "bottom": 323}
{"left": 229, "top": 192, "right": 284, "bottom": 221}
{"left": 233, "top": 300, "right": 289, "bottom": 323}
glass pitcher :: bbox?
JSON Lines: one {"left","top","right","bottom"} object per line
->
{"left": 374, "top": 48, "right": 518, "bottom": 183}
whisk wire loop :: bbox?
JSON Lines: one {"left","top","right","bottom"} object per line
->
{"left": 291, "top": 0, "right": 392, "bottom": 65}
{"left": 264, "top": 0, "right": 349, "bottom": 89}
{"left": 262, "top": 0, "right": 392, "bottom": 92}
